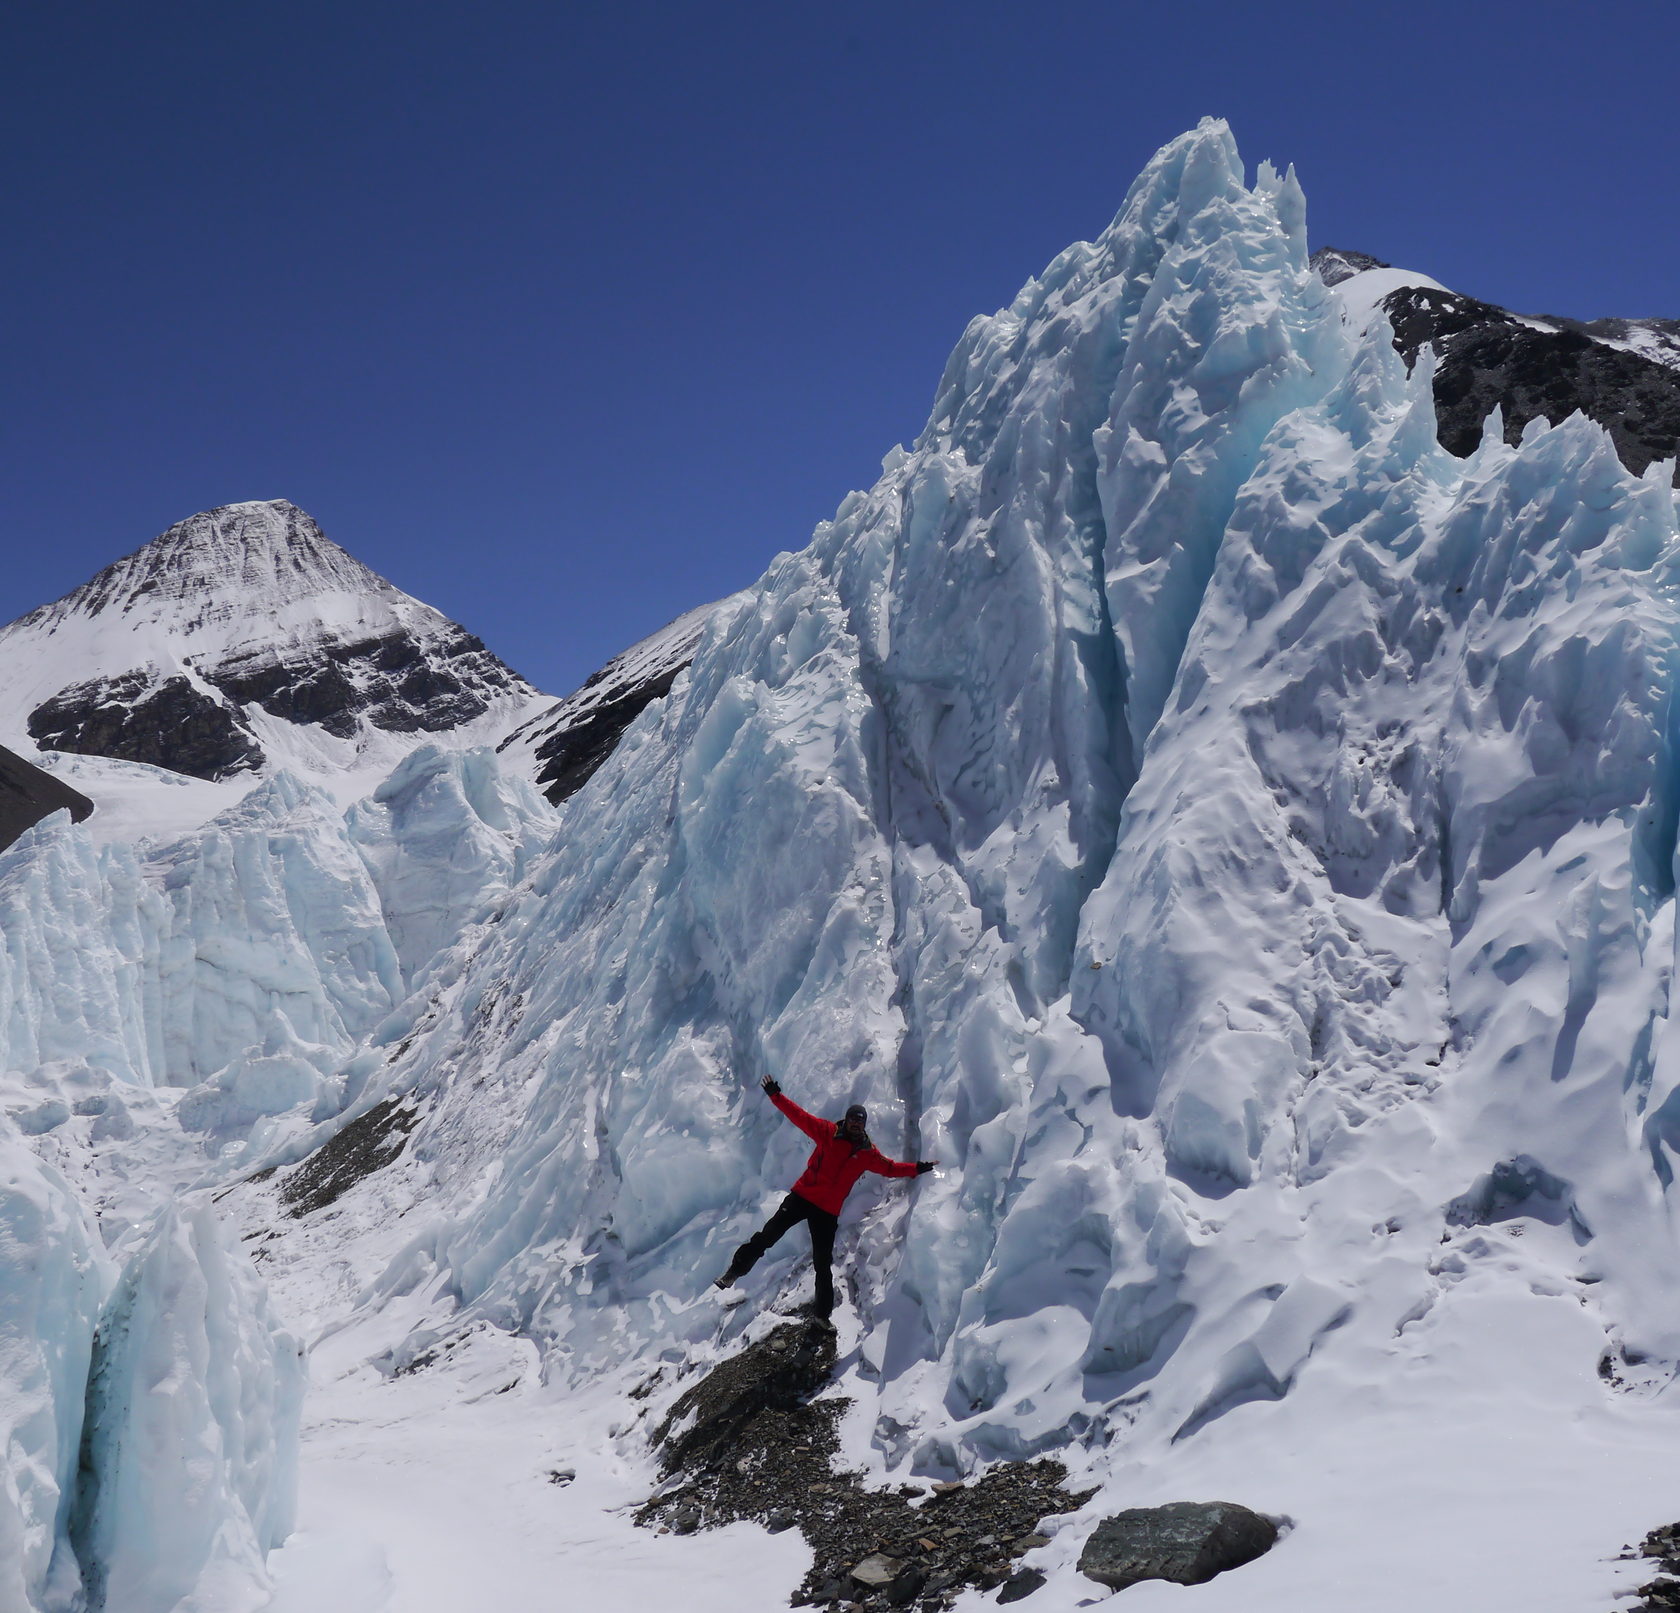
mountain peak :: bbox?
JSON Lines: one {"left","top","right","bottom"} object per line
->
{"left": 0, "top": 500, "right": 544, "bottom": 789}
{"left": 42, "top": 498, "right": 386, "bottom": 630}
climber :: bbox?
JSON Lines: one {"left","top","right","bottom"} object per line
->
{"left": 714, "top": 1076, "right": 937, "bottom": 1320}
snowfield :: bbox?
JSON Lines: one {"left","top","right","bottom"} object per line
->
{"left": 5, "top": 117, "right": 1680, "bottom": 1610}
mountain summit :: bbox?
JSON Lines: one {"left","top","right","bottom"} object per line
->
{"left": 0, "top": 499, "right": 544, "bottom": 787}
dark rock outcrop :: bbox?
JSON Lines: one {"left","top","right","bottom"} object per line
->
{"left": 205, "top": 623, "right": 518, "bottom": 739}
{"left": 529, "top": 660, "right": 689, "bottom": 804}
{"left": 279, "top": 1096, "right": 419, "bottom": 1217}
{"left": 654, "top": 1317, "right": 837, "bottom": 1475}
{"left": 1309, "top": 247, "right": 1680, "bottom": 481}
{"left": 28, "top": 671, "right": 264, "bottom": 781}
{"left": 1429, "top": 320, "right": 1680, "bottom": 476}
{"left": 638, "top": 1321, "right": 1092, "bottom": 1610}
{"left": 0, "top": 743, "right": 94, "bottom": 852}
{"left": 1077, "top": 1500, "right": 1278, "bottom": 1592}
{"left": 1628, "top": 1520, "right": 1680, "bottom": 1609}
{"left": 504, "top": 597, "right": 736, "bottom": 807}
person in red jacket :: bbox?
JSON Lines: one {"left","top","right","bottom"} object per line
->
{"left": 714, "top": 1076, "right": 936, "bottom": 1319}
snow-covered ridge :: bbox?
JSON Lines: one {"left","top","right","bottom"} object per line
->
{"left": 14, "top": 499, "right": 387, "bottom": 631}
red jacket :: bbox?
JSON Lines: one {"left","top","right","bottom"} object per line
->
{"left": 770, "top": 1091, "right": 920, "bottom": 1215}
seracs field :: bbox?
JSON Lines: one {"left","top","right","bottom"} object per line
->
{"left": 5, "top": 120, "right": 1680, "bottom": 1610}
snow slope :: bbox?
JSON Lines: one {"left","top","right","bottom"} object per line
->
{"left": 500, "top": 592, "right": 751, "bottom": 804}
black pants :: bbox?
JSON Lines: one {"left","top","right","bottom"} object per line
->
{"left": 724, "top": 1192, "right": 838, "bottom": 1315}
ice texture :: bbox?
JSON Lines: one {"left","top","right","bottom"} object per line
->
{"left": 291, "top": 121, "right": 1680, "bottom": 1514}
{"left": 7, "top": 116, "right": 1680, "bottom": 1609}
{"left": 0, "top": 751, "right": 550, "bottom": 1107}
{"left": 72, "top": 1204, "right": 303, "bottom": 1613}
{"left": 346, "top": 743, "right": 554, "bottom": 986}
{"left": 0, "top": 1125, "right": 105, "bottom": 1613}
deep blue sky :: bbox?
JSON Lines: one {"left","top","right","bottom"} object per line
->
{"left": 5, "top": 1, "right": 1677, "bottom": 696}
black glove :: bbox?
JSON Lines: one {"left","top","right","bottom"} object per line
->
{"left": 761, "top": 1076, "right": 782, "bottom": 1097}
{"left": 916, "top": 1161, "right": 936, "bottom": 1175}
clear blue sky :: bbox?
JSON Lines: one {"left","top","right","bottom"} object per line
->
{"left": 5, "top": 0, "right": 1677, "bottom": 697}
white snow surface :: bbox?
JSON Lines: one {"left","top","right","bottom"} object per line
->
{"left": 8, "top": 117, "right": 1680, "bottom": 1609}
{"left": 1326, "top": 264, "right": 1450, "bottom": 332}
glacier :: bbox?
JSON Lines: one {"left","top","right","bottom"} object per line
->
{"left": 3, "top": 115, "right": 1680, "bottom": 1609}
{"left": 279, "top": 119, "right": 1680, "bottom": 1605}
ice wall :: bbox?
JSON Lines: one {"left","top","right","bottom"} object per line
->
{"left": 0, "top": 752, "right": 550, "bottom": 1112}
{"left": 0, "top": 749, "right": 546, "bottom": 1602}
{"left": 347, "top": 743, "right": 554, "bottom": 986}
{"left": 71, "top": 1204, "right": 304, "bottom": 1613}
{"left": 0, "top": 1125, "right": 105, "bottom": 1613}
{"left": 325, "top": 119, "right": 1680, "bottom": 1483}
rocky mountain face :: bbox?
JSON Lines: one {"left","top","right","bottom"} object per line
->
{"left": 0, "top": 499, "right": 542, "bottom": 783}
{"left": 502, "top": 595, "right": 746, "bottom": 805}
{"left": 1312, "top": 245, "right": 1680, "bottom": 477}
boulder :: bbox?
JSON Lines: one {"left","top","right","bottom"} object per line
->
{"left": 998, "top": 1566, "right": 1046, "bottom": 1602}
{"left": 653, "top": 1321, "right": 835, "bottom": 1476}
{"left": 1078, "top": 1501, "right": 1277, "bottom": 1591}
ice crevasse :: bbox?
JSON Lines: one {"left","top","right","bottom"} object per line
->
{"left": 342, "top": 113, "right": 1680, "bottom": 1508}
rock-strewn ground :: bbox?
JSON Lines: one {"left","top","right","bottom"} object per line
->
{"left": 635, "top": 1322, "right": 1094, "bottom": 1610}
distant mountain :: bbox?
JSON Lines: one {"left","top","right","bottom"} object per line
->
{"left": 0, "top": 500, "right": 546, "bottom": 785}
{"left": 1311, "top": 246, "right": 1680, "bottom": 476}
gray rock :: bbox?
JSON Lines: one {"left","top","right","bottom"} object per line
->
{"left": 1078, "top": 1501, "right": 1277, "bottom": 1591}
{"left": 885, "top": 1563, "right": 927, "bottom": 1605}
{"left": 998, "top": 1567, "right": 1046, "bottom": 1603}
{"left": 851, "top": 1553, "right": 901, "bottom": 1586}
{"left": 653, "top": 1321, "right": 835, "bottom": 1477}
{"left": 0, "top": 742, "right": 93, "bottom": 853}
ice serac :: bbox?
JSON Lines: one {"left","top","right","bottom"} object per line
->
{"left": 0, "top": 499, "right": 546, "bottom": 791}
{"left": 273, "top": 127, "right": 1680, "bottom": 1575}
{"left": 347, "top": 744, "right": 555, "bottom": 985}
{"left": 0, "top": 1126, "right": 105, "bottom": 1613}
{"left": 317, "top": 120, "right": 1346, "bottom": 1380}
{"left": 72, "top": 1204, "right": 303, "bottom": 1613}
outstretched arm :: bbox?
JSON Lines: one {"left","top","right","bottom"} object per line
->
{"left": 865, "top": 1149, "right": 938, "bottom": 1180}
{"left": 761, "top": 1077, "right": 829, "bottom": 1144}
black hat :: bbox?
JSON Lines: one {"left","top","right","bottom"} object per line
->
{"left": 844, "top": 1104, "right": 868, "bottom": 1125}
